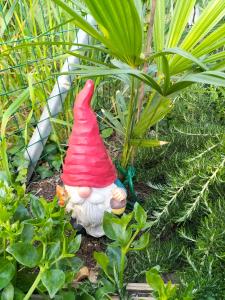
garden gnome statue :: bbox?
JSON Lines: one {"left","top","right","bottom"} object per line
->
{"left": 59, "top": 80, "right": 127, "bottom": 237}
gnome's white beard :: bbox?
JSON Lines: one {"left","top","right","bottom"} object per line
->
{"left": 65, "top": 183, "right": 116, "bottom": 237}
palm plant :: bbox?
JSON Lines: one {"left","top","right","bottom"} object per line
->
{"left": 4, "top": 0, "right": 225, "bottom": 169}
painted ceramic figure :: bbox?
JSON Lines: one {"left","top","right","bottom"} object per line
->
{"left": 57, "top": 80, "right": 127, "bottom": 237}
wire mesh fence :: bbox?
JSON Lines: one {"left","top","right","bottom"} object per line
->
{"left": 0, "top": 0, "right": 120, "bottom": 181}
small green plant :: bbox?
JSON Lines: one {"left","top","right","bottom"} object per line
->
{"left": 146, "top": 267, "right": 177, "bottom": 300}
{"left": 0, "top": 179, "right": 83, "bottom": 299}
{"left": 94, "top": 203, "right": 151, "bottom": 299}
{"left": 146, "top": 267, "right": 194, "bottom": 300}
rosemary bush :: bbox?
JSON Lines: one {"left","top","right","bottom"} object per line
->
{"left": 129, "top": 85, "right": 225, "bottom": 298}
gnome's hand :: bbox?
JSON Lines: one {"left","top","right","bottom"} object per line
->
{"left": 111, "top": 187, "right": 126, "bottom": 215}
{"left": 112, "top": 187, "right": 126, "bottom": 202}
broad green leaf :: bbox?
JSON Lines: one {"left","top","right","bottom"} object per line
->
{"left": 134, "top": 203, "right": 147, "bottom": 228}
{"left": 94, "top": 252, "right": 109, "bottom": 277}
{"left": 13, "top": 204, "right": 30, "bottom": 222}
{"left": 7, "top": 242, "right": 41, "bottom": 268}
{"left": 0, "top": 259, "right": 15, "bottom": 290}
{"left": 41, "top": 269, "right": 65, "bottom": 299}
{"left": 30, "top": 195, "right": 46, "bottom": 219}
{"left": 58, "top": 257, "right": 83, "bottom": 273}
{"left": 130, "top": 232, "right": 150, "bottom": 251}
{"left": 130, "top": 139, "right": 168, "bottom": 148}
{"left": 103, "top": 212, "right": 123, "bottom": 241}
{"left": 67, "top": 234, "right": 81, "bottom": 254}
{"left": 46, "top": 241, "right": 61, "bottom": 261}
{"left": 21, "top": 224, "right": 34, "bottom": 243}
{"left": 146, "top": 268, "right": 165, "bottom": 296}
{"left": 1, "top": 283, "right": 14, "bottom": 300}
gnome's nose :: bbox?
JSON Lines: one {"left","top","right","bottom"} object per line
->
{"left": 77, "top": 187, "right": 92, "bottom": 198}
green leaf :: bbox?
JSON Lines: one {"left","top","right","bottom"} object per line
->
{"left": 103, "top": 212, "right": 123, "bottom": 240}
{"left": 41, "top": 269, "right": 65, "bottom": 299}
{"left": 149, "top": 48, "right": 208, "bottom": 72}
{"left": 134, "top": 202, "right": 147, "bottom": 228}
{"left": 130, "top": 139, "right": 168, "bottom": 148}
{"left": 51, "top": 0, "right": 103, "bottom": 43}
{"left": 1, "top": 283, "right": 14, "bottom": 300}
{"left": 166, "top": 0, "right": 196, "bottom": 48}
{"left": 46, "top": 241, "right": 61, "bottom": 261}
{"left": 146, "top": 268, "right": 165, "bottom": 296}
{"left": 94, "top": 252, "right": 109, "bottom": 277}
{"left": 95, "top": 279, "right": 115, "bottom": 299}
{"left": 59, "top": 257, "right": 83, "bottom": 273}
{"left": 83, "top": 0, "right": 143, "bottom": 66}
{"left": 133, "top": 94, "right": 172, "bottom": 138}
{"left": 0, "top": 259, "right": 15, "bottom": 290}
{"left": 67, "top": 235, "right": 81, "bottom": 254}
{"left": 0, "top": 204, "right": 11, "bottom": 223}
{"left": 180, "top": 72, "right": 225, "bottom": 88}
{"left": 0, "top": 88, "right": 29, "bottom": 182}
{"left": 153, "top": 0, "right": 165, "bottom": 72}
{"left": 170, "top": 0, "right": 225, "bottom": 72}
{"left": 101, "top": 128, "right": 113, "bottom": 139}
{"left": 7, "top": 242, "right": 41, "bottom": 268}
{"left": 21, "top": 224, "right": 34, "bottom": 243}
{"left": 14, "top": 288, "right": 25, "bottom": 300}
{"left": 130, "top": 232, "right": 150, "bottom": 251}
{"left": 36, "top": 166, "right": 54, "bottom": 179}
{"left": 13, "top": 204, "right": 30, "bottom": 222}
{"left": 30, "top": 195, "right": 46, "bottom": 219}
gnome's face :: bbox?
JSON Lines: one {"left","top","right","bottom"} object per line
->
{"left": 61, "top": 80, "right": 127, "bottom": 237}
{"left": 65, "top": 183, "right": 116, "bottom": 237}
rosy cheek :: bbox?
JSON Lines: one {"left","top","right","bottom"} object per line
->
{"left": 77, "top": 187, "right": 92, "bottom": 198}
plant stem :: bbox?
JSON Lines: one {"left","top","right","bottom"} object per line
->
{"left": 23, "top": 267, "right": 45, "bottom": 300}
{"left": 118, "top": 229, "right": 140, "bottom": 299}
{"left": 137, "top": 0, "right": 157, "bottom": 122}
{"left": 121, "top": 77, "right": 135, "bottom": 168}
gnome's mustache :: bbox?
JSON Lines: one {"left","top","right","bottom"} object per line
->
{"left": 65, "top": 184, "right": 114, "bottom": 206}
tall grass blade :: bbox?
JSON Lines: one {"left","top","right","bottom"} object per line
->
{"left": 1, "top": 89, "right": 29, "bottom": 182}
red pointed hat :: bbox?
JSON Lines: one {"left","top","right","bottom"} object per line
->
{"left": 61, "top": 80, "right": 117, "bottom": 187}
